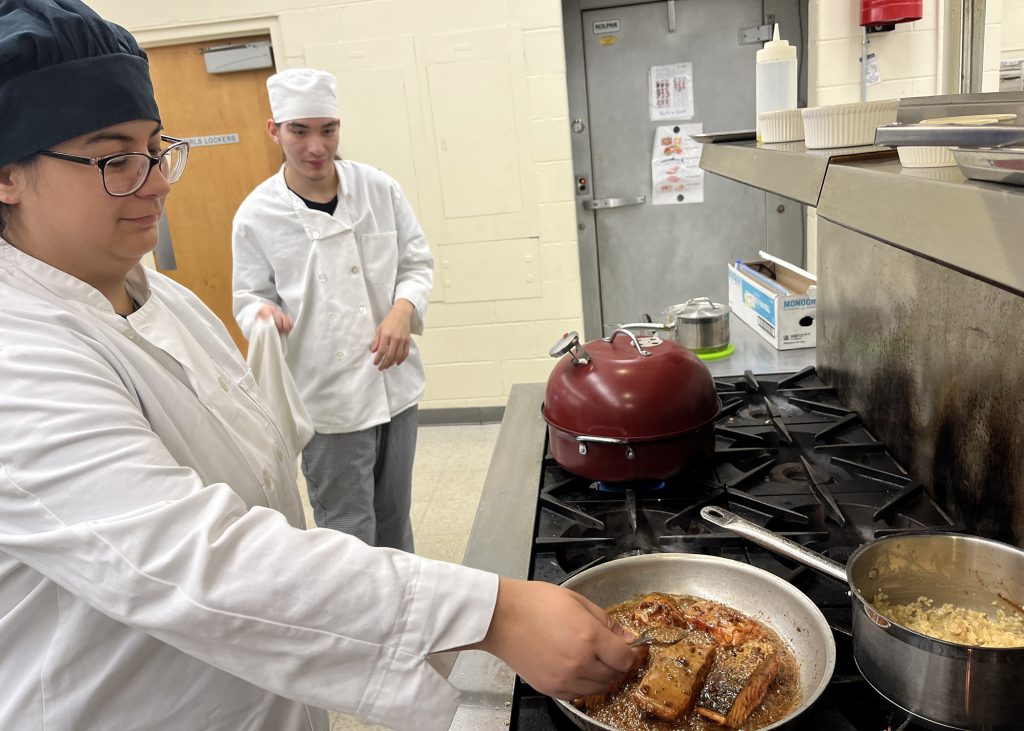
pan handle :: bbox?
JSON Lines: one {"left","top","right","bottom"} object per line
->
{"left": 700, "top": 506, "right": 849, "bottom": 584}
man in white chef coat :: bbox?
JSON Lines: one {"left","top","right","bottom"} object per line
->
{"left": 233, "top": 69, "right": 432, "bottom": 551}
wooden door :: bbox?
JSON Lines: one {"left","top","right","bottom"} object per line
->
{"left": 146, "top": 37, "right": 280, "bottom": 353}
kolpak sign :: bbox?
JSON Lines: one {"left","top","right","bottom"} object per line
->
{"left": 592, "top": 19, "right": 620, "bottom": 34}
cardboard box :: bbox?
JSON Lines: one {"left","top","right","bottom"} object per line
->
{"left": 728, "top": 251, "right": 817, "bottom": 350}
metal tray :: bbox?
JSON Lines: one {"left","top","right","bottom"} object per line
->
{"left": 691, "top": 129, "right": 756, "bottom": 144}
{"left": 875, "top": 123, "right": 1024, "bottom": 149}
{"left": 952, "top": 147, "right": 1024, "bottom": 186}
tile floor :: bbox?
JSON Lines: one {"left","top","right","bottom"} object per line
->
{"left": 294, "top": 422, "right": 501, "bottom": 731}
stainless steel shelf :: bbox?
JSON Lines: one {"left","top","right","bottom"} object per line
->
{"left": 699, "top": 93, "right": 1024, "bottom": 207}
{"left": 698, "top": 140, "right": 895, "bottom": 206}
{"left": 817, "top": 156, "right": 1024, "bottom": 295}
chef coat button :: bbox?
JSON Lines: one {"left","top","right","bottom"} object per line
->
{"left": 311, "top": 231, "right": 320, "bottom": 240}
{"left": 262, "top": 469, "right": 272, "bottom": 487}
{"left": 218, "top": 376, "right": 229, "bottom": 392}
{"left": 359, "top": 306, "right": 367, "bottom": 315}
{"left": 350, "top": 265, "right": 359, "bottom": 274}
{"left": 318, "top": 274, "right": 327, "bottom": 283}
{"left": 329, "top": 313, "right": 339, "bottom": 323}
{"left": 336, "top": 351, "right": 345, "bottom": 360}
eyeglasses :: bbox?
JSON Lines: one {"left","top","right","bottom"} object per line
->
{"left": 38, "top": 135, "right": 190, "bottom": 197}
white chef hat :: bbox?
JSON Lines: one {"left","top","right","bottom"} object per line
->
{"left": 267, "top": 68, "right": 338, "bottom": 123}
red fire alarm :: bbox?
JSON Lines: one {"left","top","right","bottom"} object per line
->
{"left": 861, "top": 0, "right": 923, "bottom": 27}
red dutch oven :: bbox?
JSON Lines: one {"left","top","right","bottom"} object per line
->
{"left": 542, "top": 329, "right": 721, "bottom": 482}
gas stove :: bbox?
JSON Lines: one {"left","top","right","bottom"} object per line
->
{"left": 513, "top": 367, "right": 958, "bottom": 731}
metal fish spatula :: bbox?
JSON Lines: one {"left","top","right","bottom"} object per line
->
{"left": 630, "top": 628, "right": 689, "bottom": 647}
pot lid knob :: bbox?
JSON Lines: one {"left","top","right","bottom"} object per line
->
{"left": 549, "top": 331, "right": 591, "bottom": 365}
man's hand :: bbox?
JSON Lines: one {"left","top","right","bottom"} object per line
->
{"left": 256, "top": 303, "right": 294, "bottom": 334}
{"left": 471, "top": 578, "right": 642, "bottom": 700}
{"left": 370, "top": 299, "right": 414, "bottom": 370}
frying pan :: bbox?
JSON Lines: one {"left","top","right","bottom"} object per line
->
{"left": 554, "top": 553, "right": 836, "bottom": 731}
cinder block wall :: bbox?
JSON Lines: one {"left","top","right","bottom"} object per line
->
{"left": 1004, "top": 0, "right": 1024, "bottom": 59}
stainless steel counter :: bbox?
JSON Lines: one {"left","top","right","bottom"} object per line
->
{"left": 444, "top": 328, "right": 814, "bottom": 729}
{"left": 704, "top": 318, "right": 815, "bottom": 377}
{"left": 447, "top": 383, "right": 546, "bottom": 731}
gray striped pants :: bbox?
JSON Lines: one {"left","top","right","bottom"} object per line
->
{"left": 300, "top": 405, "right": 417, "bottom": 551}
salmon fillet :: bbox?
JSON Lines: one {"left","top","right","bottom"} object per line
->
{"left": 696, "top": 638, "right": 781, "bottom": 728}
{"left": 631, "top": 637, "right": 717, "bottom": 721}
{"left": 632, "top": 592, "right": 688, "bottom": 628}
{"left": 681, "top": 598, "right": 766, "bottom": 647}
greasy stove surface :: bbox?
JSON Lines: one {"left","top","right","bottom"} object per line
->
{"left": 515, "top": 367, "right": 952, "bottom": 731}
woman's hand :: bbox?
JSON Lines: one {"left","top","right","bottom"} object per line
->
{"left": 370, "top": 299, "right": 414, "bottom": 370}
{"left": 473, "top": 578, "right": 642, "bottom": 699}
{"left": 256, "top": 303, "right": 294, "bottom": 334}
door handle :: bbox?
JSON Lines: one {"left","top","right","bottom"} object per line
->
{"left": 583, "top": 195, "right": 646, "bottom": 211}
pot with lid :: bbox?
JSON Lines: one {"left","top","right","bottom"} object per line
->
{"left": 542, "top": 329, "right": 721, "bottom": 482}
{"left": 622, "top": 297, "right": 731, "bottom": 354}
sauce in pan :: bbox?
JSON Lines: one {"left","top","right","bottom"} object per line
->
{"left": 581, "top": 594, "right": 802, "bottom": 731}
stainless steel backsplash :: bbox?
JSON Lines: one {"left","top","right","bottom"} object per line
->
{"left": 817, "top": 218, "right": 1024, "bottom": 545}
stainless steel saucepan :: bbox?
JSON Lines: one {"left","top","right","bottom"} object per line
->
{"left": 554, "top": 553, "right": 836, "bottom": 731}
{"left": 620, "top": 297, "right": 731, "bottom": 354}
{"left": 702, "top": 506, "right": 1024, "bottom": 731}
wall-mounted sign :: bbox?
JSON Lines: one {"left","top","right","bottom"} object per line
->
{"left": 202, "top": 41, "right": 273, "bottom": 74}
{"left": 592, "top": 19, "right": 621, "bottom": 34}
{"left": 651, "top": 123, "right": 704, "bottom": 205}
{"left": 186, "top": 133, "right": 240, "bottom": 148}
{"left": 649, "top": 62, "right": 693, "bottom": 121}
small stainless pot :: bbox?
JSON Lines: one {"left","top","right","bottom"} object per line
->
{"left": 622, "top": 298, "right": 730, "bottom": 354}
{"left": 663, "top": 297, "right": 730, "bottom": 353}
{"left": 703, "top": 506, "right": 1024, "bottom": 731}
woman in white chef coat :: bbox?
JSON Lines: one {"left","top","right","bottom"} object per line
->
{"left": 0, "top": 2, "right": 641, "bottom": 730}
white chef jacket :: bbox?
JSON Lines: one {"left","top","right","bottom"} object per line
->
{"left": 0, "top": 240, "right": 497, "bottom": 730}
{"left": 232, "top": 161, "right": 434, "bottom": 433}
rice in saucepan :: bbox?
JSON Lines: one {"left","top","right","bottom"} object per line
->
{"left": 873, "top": 592, "right": 1024, "bottom": 648}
